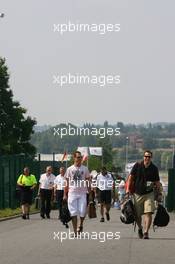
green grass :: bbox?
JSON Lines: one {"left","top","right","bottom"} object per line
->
{"left": 0, "top": 204, "right": 39, "bottom": 218}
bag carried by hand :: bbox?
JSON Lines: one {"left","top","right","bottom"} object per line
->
{"left": 15, "top": 185, "right": 22, "bottom": 200}
{"left": 120, "top": 198, "right": 136, "bottom": 224}
{"left": 153, "top": 204, "right": 170, "bottom": 229}
{"left": 60, "top": 200, "right": 72, "bottom": 225}
{"left": 88, "top": 201, "right": 97, "bottom": 218}
{"left": 87, "top": 190, "right": 97, "bottom": 218}
{"left": 35, "top": 196, "right": 41, "bottom": 209}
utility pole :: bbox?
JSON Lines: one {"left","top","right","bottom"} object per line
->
{"left": 125, "top": 137, "right": 129, "bottom": 170}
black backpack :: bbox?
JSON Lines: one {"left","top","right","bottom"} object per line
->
{"left": 153, "top": 204, "right": 170, "bottom": 229}
{"left": 120, "top": 199, "right": 136, "bottom": 224}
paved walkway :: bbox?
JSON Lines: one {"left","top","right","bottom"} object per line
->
{"left": 0, "top": 208, "right": 174, "bottom": 264}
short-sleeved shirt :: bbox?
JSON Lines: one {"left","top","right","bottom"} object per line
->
{"left": 97, "top": 173, "right": 114, "bottom": 191}
{"left": 39, "top": 173, "right": 55, "bottom": 189}
{"left": 130, "top": 161, "right": 160, "bottom": 195}
{"left": 65, "top": 164, "right": 90, "bottom": 194}
{"left": 17, "top": 174, "right": 37, "bottom": 186}
{"left": 54, "top": 174, "right": 66, "bottom": 190}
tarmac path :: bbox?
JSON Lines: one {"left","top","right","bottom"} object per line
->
{"left": 0, "top": 208, "right": 174, "bottom": 264}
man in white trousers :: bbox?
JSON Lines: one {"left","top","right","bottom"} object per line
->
{"left": 63, "top": 151, "right": 91, "bottom": 236}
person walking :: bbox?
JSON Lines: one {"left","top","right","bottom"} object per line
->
{"left": 38, "top": 166, "right": 55, "bottom": 219}
{"left": 54, "top": 167, "right": 66, "bottom": 219}
{"left": 96, "top": 167, "right": 115, "bottom": 222}
{"left": 126, "top": 150, "right": 161, "bottom": 239}
{"left": 63, "top": 151, "right": 91, "bottom": 236}
{"left": 17, "top": 167, "right": 37, "bottom": 219}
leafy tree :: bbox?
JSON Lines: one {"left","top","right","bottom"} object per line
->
{"left": 161, "top": 151, "right": 172, "bottom": 170}
{"left": 0, "top": 58, "right": 36, "bottom": 155}
{"left": 88, "top": 156, "right": 102, "bottom": 171}
{"left": 152, "top": 150, "right": 162, "bottom": 169}
{"left": 97, "top": 136, "right": 113, "bottom": 165}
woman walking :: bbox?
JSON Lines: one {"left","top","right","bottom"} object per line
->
{"left": 17, "top": 167, "right": 37, "bottom": 219}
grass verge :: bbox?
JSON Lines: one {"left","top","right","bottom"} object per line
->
{"left": 0, "top": 204, "right": 39, "bottom": 218}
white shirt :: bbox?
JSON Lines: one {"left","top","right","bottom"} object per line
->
{"left": 65, "top": 164, "right": 90, "bottom": 194}
{"left": 54, "top": 174, "right": 66, "bottom": 190}
{"left": 97, "top": 173, "right": 114, "bottom": 191}
{"left": 39, "top": 173, "right": 56, "bottom": 189}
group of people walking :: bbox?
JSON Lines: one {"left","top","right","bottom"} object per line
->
{"left": 16, "top": 149, "right": 162, "bottom": 239}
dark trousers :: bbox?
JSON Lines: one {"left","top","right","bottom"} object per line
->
{"left": 56, "top": 190, "right": 64, "bottom": 217}
{"left": 40, "top": 189, "right": 52, "bottom": 216}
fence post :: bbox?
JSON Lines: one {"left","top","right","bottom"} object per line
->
{"left": 167, "top": 168, "right": 175, "bottom": 212}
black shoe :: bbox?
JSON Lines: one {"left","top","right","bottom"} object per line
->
{"left": 46, "top": 215, "right": 50, "bottom": 219}
{"left": 138, "top": 228, "right": 143, "bottom": 239}
{"left": 22, "top": 214, "right": 26, "bottom": 220}
{"left": 143, "top": 232, "right": 149, "bottom": 239}
{"left": 40, "top": 214, "right": 45, "bottom": 219}
{"left": 100, "top": 217, "right": 105, "bottom": 222}
{"left": 105, "top": 212, "right": 110, "bottom": 221}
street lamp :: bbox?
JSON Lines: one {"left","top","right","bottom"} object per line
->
{"left": 172, "top": 142, "right": 175, "bottom": 169}
{"left": 125, "top": 136, "right": 129, "bottom": 169}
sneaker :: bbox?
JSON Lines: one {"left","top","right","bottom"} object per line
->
{"left": 143, "top": 232, "right": 149, "bottom": 239}
{"left": 105, "top": 212, "right": 110, "bottom": 221}
{"left": 100, "top": 217, "right": 105, "bottom": 222}
{"left": 138, "top": 228, "right": 143, "bottom": 239}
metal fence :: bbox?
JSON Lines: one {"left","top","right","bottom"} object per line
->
{"left": 0, "top": 154, "right": 67, "bottom": 210}
{"left": 0, "top": 155, "right": 40, "bottom": 209}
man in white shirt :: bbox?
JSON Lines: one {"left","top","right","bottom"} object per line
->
{"left": 38, "top": 166, "right": 55, "bottom": 219}
{"left": 63, "top": 151, "right": 91, "bottom": 236}
{"left": 96, "top": 167, "right": 114, "bottom": 222}
{"left": 54, "top": 167, "right": 66, "bottom": 219}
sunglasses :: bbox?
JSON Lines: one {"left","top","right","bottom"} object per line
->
{"left": 144, "top": 156, "right": 151, "bottom": 158}
{"left": 76, "top": 156, "right": 82, "bottom": 159}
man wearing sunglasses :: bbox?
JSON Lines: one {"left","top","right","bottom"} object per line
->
{"left": 126, "top": 150, "right": 160, "bottom": 239}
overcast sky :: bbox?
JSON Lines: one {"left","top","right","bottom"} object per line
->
{"left": 0, "top": 0, "right": 175, "bottom": 125}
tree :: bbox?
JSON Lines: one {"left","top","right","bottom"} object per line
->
{"left": 161, "top": 151, "right": 172, "bottom": 170}
{"left": 97, "top": 136, "right": 113, "bottom": 165}
{"left": 88, "top": 156, "right": 102, "bottom": 172}
{"left": 0, "top": 58, "right": 36, "bottom": 155}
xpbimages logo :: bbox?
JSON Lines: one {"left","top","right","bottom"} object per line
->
{"left": 52, "top": 73, "right": 120, "bottom": 87}
{"left": 53, "top": 125, "right": 121, "bottom": 139}
{"left": 53, "top": 230, "right": 121, "bottom": 243}
{"left": 53, "top": 21, "right": 121, "bottom": 35}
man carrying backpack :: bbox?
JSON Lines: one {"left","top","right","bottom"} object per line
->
{"left": 126, "top": 150, "right": 161, "bottom": 239}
